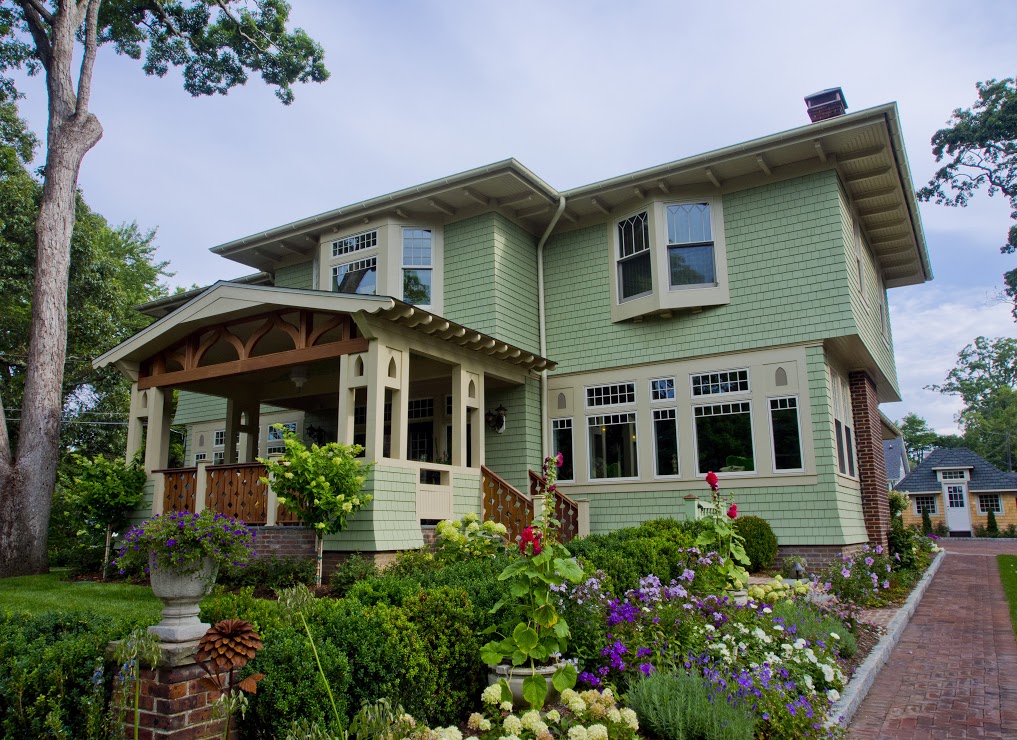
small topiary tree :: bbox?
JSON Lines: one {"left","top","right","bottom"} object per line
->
{"left": 987, "top": 509, "right": 999, "bottom": 536}
{"left": 260, "top": 426, "right": 374, "bottom": 586}
{"left": 922, "top": 509, "right": 933, "bottom": 535}
{"left": 731, "top": 515, "right": 778, "bottom": 572}
{"left": 67, "top": 454, "right": 146, "bottom": 578}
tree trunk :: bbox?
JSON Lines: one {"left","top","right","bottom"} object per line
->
{"left": 0, "top": 7, "right": 103, "bottom": 575}
{"left": 315, "top": 534, "right": 323, "bottom": 587}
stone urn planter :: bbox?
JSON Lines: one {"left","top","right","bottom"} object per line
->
{"left": 148, "top": 557, "right": 218, "bottom": 643}
{"left": 488, "top": 663, "right": 559, "bottom": 709}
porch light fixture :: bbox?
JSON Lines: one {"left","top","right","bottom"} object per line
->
{"left": 290, "top": 365, "right": 309, "bottom": 390}
{"left": 485, "top": 404, "right": 507, "bottom": 434}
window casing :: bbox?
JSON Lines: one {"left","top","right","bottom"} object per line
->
{"left": 333, "top": 256, "right": 377, "bottom": 296}
{"left": 552, "top": 418, "right": 574, "bottom": 482}
{"left": 650, "top": 377, "right": 675, "bottom": 402}
{"left": 769, "top": 396, "right": 804, "bottom": 472}
{"left": 588, "top": 412, "right": 639, "bottom": 480}
{"left": 652, "top": 408, "right": 680, "bottom": 477}
{"left": 693, "top": 401, "right": 754, "bottom": 475}
{"left": 194, "top": 452, "right": 207, "bottom": 465}
{"left": 402, "top": 228, "right": 432, "bottom": 306}
{"left": 979, "top": 494, "right": 1003, "bottom": 514}
{"left": 610, "top": 198, "right": 729, "bottom": 322}
{"left": 939, "top": 470, "right": 968, "bottom": 481}
{"left": 213, "top": 451, "right": 225, "bottom": 465}
{"left": 913, "top": 494, "right": 938, "bottom": 515}
{"left": 831, "top": 371, "right": 855, "bottom": 477}
{"left": 213, "top": 430, "right": 225, "bottom": 448}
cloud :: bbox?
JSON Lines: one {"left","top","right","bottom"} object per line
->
{"left": 884, "top": 286, "right": 1016, "bottom": 434}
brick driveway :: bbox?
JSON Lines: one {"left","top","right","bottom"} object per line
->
{"left": 848, "top": 539, "right": 1017, "bottom": 739}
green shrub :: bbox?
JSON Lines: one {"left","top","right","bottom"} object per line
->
{"left": 200, "top": 586, "right": 284, "bottom": 636}
{"left": 1005, "top": 524, "right": 1017, "bottom": 538}
{"left": 988, "top": 510, "right": 1000, "bottom": 534}
{"left": 219, "top": 556, "right": 315, "bottom": 592}
{"left": 770, "top": 599, "right": 857, "bottom": 658}
{"left": 344, "top": 575, "right": 421, "bottom": 606}
{"left": 328, "top": 552, "right": 378, "bottom": 597}
{"left": 888, "top": 490, "right": 909, "bottom": 518}
{"left": 626, "top": 670, "right": 756, "bottom": 740}
{"left": 381, "top": 547, "right": 440, "bottom": 579}
{"left": 243, "top": 625, "right": 351, "bottom": 739}
{"left": 0, "top": 610, "right": 145, "bottom": 739}
{"left": 732, "top": 516, "right": 778, "bottom": 572}
{"left": 922, "top": 510, "right": 933, "bottom": 535}
{"left": 933, "top": 521, "right": 950, "bottom": 537}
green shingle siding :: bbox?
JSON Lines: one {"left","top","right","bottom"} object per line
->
{"left": 453, "top": 471, "right": 482, "bottom": 518}
{"left": 274, "top": 261, "right": 315, "bottom": 290}
{"left": 322, "top": 464, "right": 423, "bottom": 551}
{"left": 484, "top": 377, "right": 542, "bottom": 492}
{"left": 543, "top": 172, "right": 855, "bottom": 373}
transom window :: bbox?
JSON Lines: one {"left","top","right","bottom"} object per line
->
{"left": 652, "top": 408, "right": 679, "bottom": 477}
{"left": 979, "top": 494, "right": 1003, "bottom": 514}
{"left": 402, "top": 228, "right": 432, "bottom": 306}
{"left": 586, "top": 382, "right": 636, "bottom": 408}
{"left": 617, "top": 211, "right": 652, "bottom": 301}
{"left": 650, "top": 377, "right": 676, "bottom": 402}
{"left": 691, "top": 369, "right": 749, "bottom": 396}
{"left": 940, "top": 470, "right": 967, "bottom": 481}
{"left": 332, "top": 229, "right": 377, "bottom": 258}
{"left": 667, "top": 203, "right": 715, "bottom": 287}
{"left": 552, "top": 418, "right": 574, "bottom": 482}
{"left": 408, "top": 398, "right": 434, "bottom": 420}
{"left": 769, "top": 396, "right": 804, "bottom": 472}
{"left": 694, "top": 402, "right": 754, "bottom": 474}
{"left": 333, "top": 256, "right": 377, "bottom": 295}
{"left": 588, "top": 412, "right": 638, "bottom": 479}
{"left": 913, "top": 494, "right": 937, "bottom": 515}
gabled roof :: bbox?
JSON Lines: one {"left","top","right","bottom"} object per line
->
{"left": 884, "top": 437, "right": 909, "bottom": 482}
{"left": 896, "top": 447, "right": 1017, "bottom": 493}
{"left": 210, "top": 103, "right": 930, "bottom": 289}
{"left": 136, "top": 272, "right": 273, "bottom": 318}
{"left": 94, "top": 282, "right": 555, "bottom": 376}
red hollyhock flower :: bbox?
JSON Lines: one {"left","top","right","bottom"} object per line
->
{"left": 555, "top": 452, "right": 564, "bottom": 468}
{"left": 727, "top": 504, "right": 738, "bottom": 519}
{"left": 705, "top": 471, "right": 719, "bottom": 489}
{"left": 519, "top": 526, "right": 543, "bottom": 555}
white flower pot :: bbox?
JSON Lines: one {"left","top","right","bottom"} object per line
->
{"left": 147, "top": 557, "right": 218, "bottom": 643}
{"left": 488, "top": 663, "right": 559, "bottom": 709}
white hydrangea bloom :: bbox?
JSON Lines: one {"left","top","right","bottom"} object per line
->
{"left": 481, "top": 684, "right": 502, "bottom": 705}
{"left": 503, "top": 715, "right": 523, "bottom": 735}
{"left": 620, "top": 707, "right": 639, "bottom": 730}
{"left": 587, "top": 724, "right": 609, "bottom": 740}
{"left": 520, "top": 711, "right": 542, "bottom": 731}
{"left": 828, "top": 688, "right": 841, "bottom": 702}
{"left": 567, "top": 727, "right": 588, "bottom": 740}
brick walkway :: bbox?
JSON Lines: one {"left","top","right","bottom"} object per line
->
{"left": 848, "top": 539, "right": 1017, "bottom": 739}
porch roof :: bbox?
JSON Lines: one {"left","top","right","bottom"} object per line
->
{"left": 93, "top": 282, "right": 556, "bottom": 378}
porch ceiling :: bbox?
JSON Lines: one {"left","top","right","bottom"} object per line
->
{"left": 93, "top": 282, "right": 556, "bottom": 382}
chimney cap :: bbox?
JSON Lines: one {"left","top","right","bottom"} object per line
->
{"left": 804, "top": 87, "right": 848, "bottom": 122}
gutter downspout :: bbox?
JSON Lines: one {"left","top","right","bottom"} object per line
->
{"left": 537, "top": 196, "right": 567, "bottom": 459}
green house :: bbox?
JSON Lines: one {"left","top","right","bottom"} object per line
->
{"left": 95, "top": 95, "right": 931, "bottom": 566}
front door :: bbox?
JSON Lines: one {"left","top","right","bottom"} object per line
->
{"left": 945, "top": 484, "right": 971, "bottom": 533}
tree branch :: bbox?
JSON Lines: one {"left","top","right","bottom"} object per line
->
{"left": 23, "top": 0, "right": 54, "bottom": 25}
{"left": 76, "top": 0, "right": 101, "bottom": 114}
{"left": 15, "top": 0, "right": 54, "bottom": 71}
{"left": 212, "top": 0, "right": 275, "bottom": 54}
{"left": 0, "top": 390, "right": 10, "bottom": 467}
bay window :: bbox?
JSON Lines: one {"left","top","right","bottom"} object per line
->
{"left": 667, "top": 203, "right": 715, "bottom": 287}
{"left": 616, "top": 211, "right": 652, "bottom": 301}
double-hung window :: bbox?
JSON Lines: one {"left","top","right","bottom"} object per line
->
{"left": 402, "top": 228, "right": 432, "bottom": 306}
{"left": 831, "top": 371, "right": 855, "bottom": 477}
{"left": 667, "top": 203, "right": 716, "bottom": 287}
{"left": 552, "top": 418, "right": 575, "bottom": 482}
{"left": 588, "top": 413, "right": 638, "bottom": 479}
{"left": 331, "top": 229, "right": 378, "bottom": 296}
{"left": 769, "top": 397, "right": 804, "bottom": 472}
{"left": 694, "top": 402, "right": 754, "bottom": 475}
{"left": 913, "top": 495, "right": 937, "bottom": 515}
{"left": 616, "top": 211, "right": 652, "bottom": 301}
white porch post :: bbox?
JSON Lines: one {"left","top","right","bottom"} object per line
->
{"left": 451, "top": 365, "right": 466, "bottom": 467}
{"left": 364, "top": 342, "right": 387, "bottom": 461}
{"left": 389, "top": 349, "right": 410, "bottom": 461}
{"left": 224, "top": 398, "right": 242, "bottom": 464}
{"left": 144, "top": 387, "right": 172, "bottom": 515}
{"left": 337, "top": 354, "right": 355, "bottom": 445}
{"left": 125, "top": 382, "right": 146, "bottom": 464}
{"left": 470, "top": 372, "right": 484, "bottom": 468}
{"left": 238, "top": 400, "right": 261, "bottom": 463}
{"left": 194, "top": 459, "right": 209, "bottom": 513}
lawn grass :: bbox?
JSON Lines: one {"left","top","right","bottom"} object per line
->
{"left": 0, "top": 569, "right": 162, "bottom": 624}
{"left": 998, "top": 555, "right": 1017, "bottom": 641}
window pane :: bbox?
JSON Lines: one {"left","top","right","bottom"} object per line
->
{"left": 769, "top": 399, "right": 803, "bottom": 471}
{"left": 334, "top": 258, "right": 377, "bottom": 295}
{"left": 619, "top": 251, "right": 652, "bottom": 300}
{"left": 666, "top": 203, "right": 711, "bottom": 244}
{"left": 845, "top": 427, "right": 855, "bottom": 477}
{"left": 403, "top": 269, "right": 431, "bottom": 305}
{"left": 617, "top": 212, "right": 649, "bottom": 258}
{"left": 403, "top": 228, "right": 432, "bottom": 267}
{"left": 835, "top": 420, "right": 846, "bottom": 474}
{"left": 654, "top": 410, "right": 679, "bottom": 476}
{"left": 694, "top": 404, "right": 754, "bottom": 474}
{"left": 552, "top": 420, "right": 574, "bottom": 481}
{"left": 588, "top": 413, "right": 638, "bottom": 479}
{"left": 669, "top": 244, "right": 716, "bottom": 286}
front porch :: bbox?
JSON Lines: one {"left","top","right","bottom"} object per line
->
{"left": 95, "top": 283, "right": 584, "bottom": 552}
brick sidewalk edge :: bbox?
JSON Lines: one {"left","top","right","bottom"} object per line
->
{"left": 825, "top": 549, "right": 946, "bottom": 729}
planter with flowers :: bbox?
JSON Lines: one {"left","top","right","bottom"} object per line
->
{"left": 695, "top": 471, "right": 751, "bottom": 592}
{"left": 480, "top": 453, "right": 585, "bottom": 709}
{"left": 114, "top": 510, "right": 256, "bottom": 642}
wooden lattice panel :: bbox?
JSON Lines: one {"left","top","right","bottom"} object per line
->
{"left": 481, "top": 466, "right": 534, "bottom": 546}
{"left": 161, "top": 469, "right": 197, "bottom": 514}
{"left": 207, "top": 463, "right": 269, "bottom": 525}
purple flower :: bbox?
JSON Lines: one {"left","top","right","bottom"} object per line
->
{"left": 841, "top": 568, "right": 850, "bottom": 578}
{"left": 166, "top": 538, "right": 177, "bottom": 547}
{"left": 639, "top": 663, "right": 654, "bottom": 676}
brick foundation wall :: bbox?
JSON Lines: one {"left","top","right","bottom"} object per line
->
{"left": 776, "top": 543, "right": 867, "bottom": 572}
{"left": 250, "top": 526, "right": 315, "bottom": 561}
{"left": 849, "top": 371, "right": 889, "bottom": 549}
{"left": 133, "top": 660, "right": 236, "bottom": 740}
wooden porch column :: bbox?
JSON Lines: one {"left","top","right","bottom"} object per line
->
{"left": 451, "top": 365, "right": 466, "bottom": 467}
{"left": 144, "top": 387, "right": 172, "bottom": 474}
{"left": 364, "top": 342, "right": 387, "bottom": 461}
{"left": 125, "top": 382, "right": 146, "bottom": 464}
{"left": 238, "top": 400, "right": 260, "bottom": 463}
{"left": 388, "top": 349, "right": 410, "bottom": 461}
{"left": 471, "top": 373, "right": 484, "bottom": 468}
{"left": 337, "top": 354, "right": 355, "bottom": 445}
{"left": 224, "top": 398, "right": 242, "bottom": 465}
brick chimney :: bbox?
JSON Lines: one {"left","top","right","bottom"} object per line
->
{"left": 805, "top": 88, "right": 848, "bottom": 122}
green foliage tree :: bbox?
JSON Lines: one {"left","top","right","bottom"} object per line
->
{"left": 0, "top": 1, "right": 328, "bottom": 576}
{"left": 66, "top": 453, "right": 144, "bottom": 577}
{"left": 929, "top": 336, "right": 1017, "bottom": 471}
{"left": 916, "top": 78, "right": 1017, "bottom": 316}
{"left": 259, "top": 427, "right": 373, "bottom": 585}
{"left": 896, "top": 412, "right": 939, "bottom": 466}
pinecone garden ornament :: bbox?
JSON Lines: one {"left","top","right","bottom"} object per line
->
{"left": 196, "top": 619, "right": 264, "bottom": 674}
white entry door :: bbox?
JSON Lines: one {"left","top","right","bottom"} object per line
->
{"left": 945, "top": 484, "right": 971, "bottom": 533}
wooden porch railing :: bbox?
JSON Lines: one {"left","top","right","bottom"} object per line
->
{"left": 158, "top": 467, "right": 197, "bottom": 514}
{"left": 207, "top": 463, "right": 270, "bottom": 525}
{"left": 529, "top": 469, "right": 580, "bottom": 543}
{"left": 481, "top": 465, "right": 534, "bottom": 546}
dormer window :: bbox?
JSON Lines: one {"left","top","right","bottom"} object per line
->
{"left": 617, "top": 212, "right": 652, "bottom": 301}
{"left": 667, "top": 203, "right": 716, "bottom": 288}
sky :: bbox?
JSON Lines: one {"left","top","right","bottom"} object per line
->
{"left": 10, "top": 0, "right": 1017, "bottom": 434}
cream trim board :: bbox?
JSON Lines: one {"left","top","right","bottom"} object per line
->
{"left": 609, "top": 195, "right": 730, "bottom": 323}
{"left": 547, "top": 345, "right": 815, "bottom": 486}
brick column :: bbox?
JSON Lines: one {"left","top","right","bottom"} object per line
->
{"left": 130, "top": 642, "right": 236, "bottom": 740}
{"left": 849, "top": 371, "right": 889, "bottom": 549}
